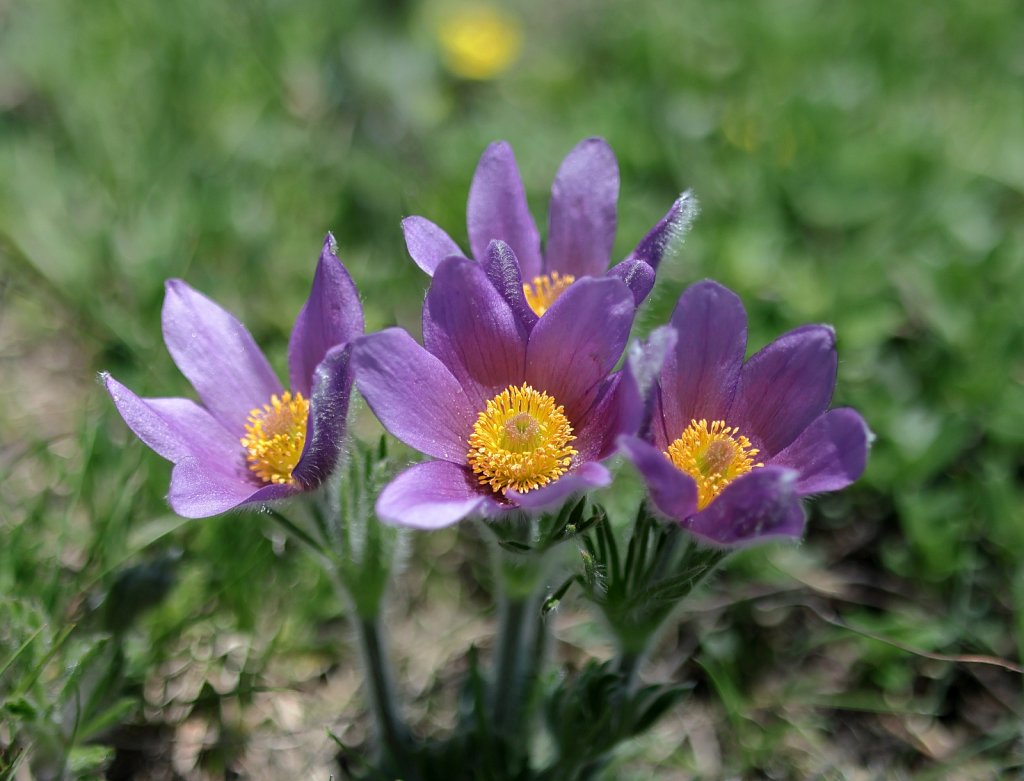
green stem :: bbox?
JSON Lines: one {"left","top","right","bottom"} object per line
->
{"left": 615, "top": 648, "right": 643, "bottom": 692}
{"left": 488, "top": 517, "right": 551, "bottom": 738}
{"left": 520, "top": 594, "right": 551, "bottom": 713}
{"left": 317, "top": 468, "right": 409, "bottom": 773}
{"left": 493, "top": 591, "right": 533, "bottom": 733}
{"left": 353, "top": 613, "right": 413, "bottom": 770}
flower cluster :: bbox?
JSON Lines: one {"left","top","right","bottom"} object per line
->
{"left": 103, "top": 137, "right": 873, "bottom": 777}
{"left": 107, "top": 138, "right": 868, "bottom": 547}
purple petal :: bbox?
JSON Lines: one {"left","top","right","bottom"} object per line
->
{"left": 467, "top": 141, "right": 542, "bottom": 280}
{"left": 607, "top": 258, "right": 655, "bottom": 305}
{"left": 480, "top": 239, "right": 539, "bottom": 331}
{"left": 619, "top": 435, "right": 699, "bottom": 522}
{"left": 402, "top": 216, "right": 465, "bottom": 276}
{"left": 732, "top": 325, "right": 838, "bottom": 456}
{"left": 162, "top": 279, "right": 282, "bottom": 433}
{"left": 505, "top": 461, "right": 611, "bottom": 510}
{"left": 628, "top": 326, "right": 678, "bottom": 393}
{"left": 649, "top": 387, "right": 672, "bottom": 451}
{"left": 423, "top": 256, "right": 528, "bottom": 410}
{"left": 627, "top": 191, "right": 699, "bottom": 270}
{"left": 628, "top": 327, "right": 678, "bottom": 448}
{"left": 685, "top": 466, "right": 805, "bottom": 547}
{"left": 351, "top": 328, "right": 476, "bottom": 462}
{"left": 524, "top": 276, "right": 635, "bottom": 422}
{"left": 291, "top": 344, "right": 354, "bottom": 489}
{"left": 545, "top": 137, "right": 619, "bottom": 278}
{"left": 103, "top": 373, "right": 239, "bottom": 465}
{"left": 660, "top": 281, "right": 747, "bottom": 440}
{"left": 573, "top": 368, "right": 643, "bottom": 463}
{"left": 168, "top": 457, "right": 296, "bottom": 519}
{"left": 771, "top": 408, "right": 871, "bottom": 495}
{"left": 288, "top": 234, "right": 364, "bottom": 397}
{"left": 376, "top": 460, "right": 489, "bottom": 529}
{"left": 105, "top": 373, "right": 300, "bottom": 518}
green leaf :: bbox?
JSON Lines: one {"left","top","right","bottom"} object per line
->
{"left": 66, "top": 745, "right": 114, "bottom": 775}
{"left": 497, "top": 539, "right": 533, "bottom": 554}
{"left": 76, "top": 697, "right": 137, "bottom": 743}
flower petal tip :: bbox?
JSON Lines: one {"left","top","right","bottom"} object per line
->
{"left": 817, "top": 323, "right": 837, "bottom": 345}
{"left": 667, "top": 191, "right": 700, "bottom": 241}
{"left": 163, "top": 277, "right": 189, "bottom": 296}
{"left": 629, "top": 190, "right": 699, "bottom": 270}
{"left": 322, "top": 231, "right": 338, "bottom": 256}
{"left": 689, "top": 277, "right": 736, "bottom": 297}
{"left": 485, "top": 139, "right": 513, "bottom": 156}
{"left": 401, "top": 216, "right": 465, "bottom": 276}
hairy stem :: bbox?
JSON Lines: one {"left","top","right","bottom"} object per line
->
{"left": 615, "top": 648, "right": 643, "bottom": 692}
{"left": 489, "top": 518, "right": 550, "bottom": 740}
{"left": 493, "top": 591, "right": 532, "bottom": 733}
{"left": 353, "top": 613, "right": 413, "bottom": 770}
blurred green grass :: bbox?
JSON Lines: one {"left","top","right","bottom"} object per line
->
{"left": 2, "top": 0, "right": 1022, "bottom": 777}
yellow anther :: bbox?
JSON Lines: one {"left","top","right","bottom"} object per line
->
{"left": 665, "top": 419, "right": 762, "bottom": 509}
{"left": 523, "top": 272, "right": 576, "bottom": 317}
{"left": 240, "top": 391, "right": 309, "bottom": 485}
{"left": 467, "top": 384, "right": 577, "bottom": 495}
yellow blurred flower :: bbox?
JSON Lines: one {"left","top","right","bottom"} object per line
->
{"left": 436, "top": 4, "right": 522, "bottom": 80}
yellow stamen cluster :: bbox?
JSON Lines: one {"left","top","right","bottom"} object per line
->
{"left": 467, "top": 384, "right": 577, "bottom": 495}
{"left": 523, "top": 272, "right": 576, "bottom": 316}
{"left": 666, "top": 419, "right": 762, "bottom": 509}
{"left": 240, "top": 391, "right": 310, "bottom": 485}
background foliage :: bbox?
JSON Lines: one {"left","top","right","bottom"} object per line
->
{"left": 1, "top": 0, "right": 1021, "bottom": 778}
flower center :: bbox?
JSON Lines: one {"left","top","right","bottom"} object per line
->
{"left": 665, "top": 419, "right": 762, "bottom": 510}
{"left": 523, "top": 272, "right": 575, "bottom": 316}
{"left": 467, "top": 384, "right": 577, "bottom": 495}
{"left": 240, "top": 391, "right": 310, "bottom": 485}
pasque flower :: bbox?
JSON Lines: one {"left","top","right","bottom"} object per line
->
{"left": 103, "top": 235, "right": 364, "bottom": 518}
{"left": 620, "top": 280, "right": 870, "bottom": 547}
{"left": 401, "top": 138, "right": 697, "bottom": 328}
{"left": 351, "top": 249, "right": 641, "bottom": 529}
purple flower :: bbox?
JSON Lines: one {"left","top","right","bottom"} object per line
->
{"left": 103, "top": 235, "right": 364, "bottom": 519}
{"left": 351, "top": 251, "right": 642, "bottom": 529}
{"left": 401, "top": 138, "right": 697, "bottom": 329}
{"left": 620, "top": 280, "right": 870, "bottom": 547}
